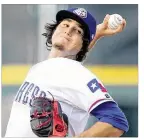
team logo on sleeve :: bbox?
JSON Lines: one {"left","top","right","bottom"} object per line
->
{"left": 87, "top": 79, "right": 100, "bottom": 93}
{"left": 87, "top": 78, "right": 107, "bottom": 93}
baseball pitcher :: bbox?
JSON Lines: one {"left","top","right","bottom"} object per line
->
{"left": 5, "top": 7, "right": 128, "bottom": 137}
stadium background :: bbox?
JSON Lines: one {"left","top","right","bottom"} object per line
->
{"left": 2, "top": 4, "right": 138, "bottom": 137}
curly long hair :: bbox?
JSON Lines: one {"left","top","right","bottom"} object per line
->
{"left": 42, "top": 21, "right": 90, "bottom": 62}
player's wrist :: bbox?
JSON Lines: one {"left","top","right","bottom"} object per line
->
{"left": 96, "top": 24, "right": 105, "bottom": 38}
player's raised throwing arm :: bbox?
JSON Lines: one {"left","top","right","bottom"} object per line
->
{"left": 88, "top": 14, "right": 126, "bottom": 50}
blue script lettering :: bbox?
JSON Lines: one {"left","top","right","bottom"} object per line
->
{"left": 23, "top": 83, "right": 34, "bottom": 104}
{"left": 15, "top": 82, "right": 29, "bottom": 102}
{"left": 15, "top": 81, "right": 50, "bottom": 107}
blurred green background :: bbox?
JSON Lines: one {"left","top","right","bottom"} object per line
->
{"left": 2, "top": 4, "right": 138, "bottom": 137}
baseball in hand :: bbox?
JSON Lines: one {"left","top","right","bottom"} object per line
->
{"left": 108, "top": 14, "right": 123, "bottom": 30}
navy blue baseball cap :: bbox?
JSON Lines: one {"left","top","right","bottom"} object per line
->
{"left": 56, "top": 8, "right": 97, "bottom": 43}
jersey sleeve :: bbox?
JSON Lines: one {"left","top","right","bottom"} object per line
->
{"left": 90, "top": 102, "right": 129, "bottom": 132}
{"left": 68, "top": 63, "right": 116, "bottom": 113}
{"left": 85, "top": 77, "right": 116, "bottom": 113}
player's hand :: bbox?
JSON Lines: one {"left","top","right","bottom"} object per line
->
{"left": 88, "top": 14, "right": 126, "bottom": 49}
{"left": 96, "top": 14, "right": 126, "bottom": 37}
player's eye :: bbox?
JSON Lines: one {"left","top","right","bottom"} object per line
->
{"left": 62, "top": 23, "right": 69, "bottom": 27}
{"left": 78, "top": 30, "right": 83, "bottom": 35}
{"left": 76, "top": 28, "right": 84, "bottom": 36}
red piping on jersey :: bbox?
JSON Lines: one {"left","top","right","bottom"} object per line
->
{"left": 88, "top": 99, "right": 107, "bottom": 112}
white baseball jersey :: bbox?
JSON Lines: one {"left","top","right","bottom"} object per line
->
{"left": 5, "top": 57, "right": 115, "bottom": 137}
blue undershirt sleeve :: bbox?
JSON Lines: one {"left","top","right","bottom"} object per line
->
{"left": 90, "top": 101, "right": 129, "bottom": 132}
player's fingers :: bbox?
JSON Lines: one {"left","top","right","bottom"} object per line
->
{"left": 119, "top": 19, "right": 126, "bottom": 31}
{"left": 115, "top": 26, "right": 123, "bottom": 33}
{"left": 111, "top": 19, "right": 126, "bottom": 34}
{"left": 122, "top": 19, "right": 126, "bottom": 30}
{"left": 103, "top": 14, "right": 110, "bottom": 25}
{"left": 110, "top": 26, "right": 122, "bottom": 34}
{"left": 118, "top": 18, "right": 126, "bottom": 31}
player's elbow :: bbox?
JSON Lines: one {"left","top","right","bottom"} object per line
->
{"left": 107, "top": 125, "right": 125, "bottom": 137}
{"left": 95, "top": 121, "right": 125, "bottom": 137}
{"left": 115, "top": 128, "right": 125, "bottom": 137}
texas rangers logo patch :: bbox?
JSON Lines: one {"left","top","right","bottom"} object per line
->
{"left": 87, "top": 78, "right": 107, "bottom": 93}
{"left": 73, "top": 8, "right": 87, "bottom": 18}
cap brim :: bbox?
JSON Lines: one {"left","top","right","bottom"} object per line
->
{"left": 56, "top": 10, "right": 90, "bottom": 41}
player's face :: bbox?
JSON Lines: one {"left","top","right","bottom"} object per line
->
{"left": 52, "top": 19, "right": 84, "bottom": 55}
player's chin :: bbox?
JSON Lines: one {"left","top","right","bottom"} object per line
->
{"left": 53, "top": 43, "right": 66, "bottom": 51}
{"left": 54, "top": 41, "right": 68, "bottom": 50}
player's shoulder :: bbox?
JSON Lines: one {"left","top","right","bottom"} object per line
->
{"left": 54, "top": 58, "right": 92, "bottom": 72}
{"left": 28, "top": 57, "right": 97, "bottom": 79}
{"left": 49, "top": 57, "right": 82, "bottom": 65}
{"left": 26, "top": 58, "right": 81, "bottom": 74}
{"left": 45, "top": 57, "right": 84, "bottom": 69}
{"left": 32, "top": 57, "right": 81, "bottom": 67}
{"left": 28, "top": 60, "right": 47, "bottom": 72}
{"left": 56, "top": 58, "right": 101, "bottom": 81}
{"left": 51, "top": 58, "right": 97, "bottom": 76}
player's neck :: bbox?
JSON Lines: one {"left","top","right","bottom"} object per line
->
{"left": 48, "top": 47, "right": 76, "bottom": 60}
